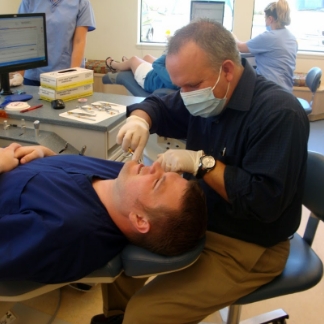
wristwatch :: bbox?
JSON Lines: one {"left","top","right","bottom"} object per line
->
{"left": 196, "top": 155, "right": 216, "bottom": 179}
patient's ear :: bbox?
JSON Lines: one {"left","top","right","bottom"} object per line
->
{"left": 129, "top": 212, "right": 150, "bottom": 233}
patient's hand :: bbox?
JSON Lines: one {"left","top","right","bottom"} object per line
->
{"left": 15, "top": 145, "right": 56, "bottom": 164}
{"left": 0, "top": 143, "right": 21, "bottom": 173}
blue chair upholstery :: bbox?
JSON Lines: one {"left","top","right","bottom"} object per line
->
{"left": 0, "top": 237, "right": 205, "bottom": 302}
{"left": 102, "top": 71, "right": 177, "bottom": 98}
{"left": 222, "top": 151, "right": 324, "bottom": 324}
{"left": 297, "top": 67, "right": 322, "bottom": 115}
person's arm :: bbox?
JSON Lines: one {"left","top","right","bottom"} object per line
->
{"left": 235, "top": 40, "right": 250, "bottom": 53}
{"left": 129, "top": 109, "right": 152, "bottom": 127}
{"left": 117, "top": 93, "right": 189, "bottom": 161}
{"left": 202, "top": 159, "right": 228, "bottom": 201}
{"left": 70, "top": 26, "right": 88, "bottom": 67}
{"left": 14, "top": 145, "right": 56, "bottom": 164}
{"left": 232, "top": 33, "right": 250, "bottom": 53}
{"left": 156, "top": 149, "right": 229, "bottom": 202}
{"left": 0, "top": 143, "right": 21, "bottom": 173}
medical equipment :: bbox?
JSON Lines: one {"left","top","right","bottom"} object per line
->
{"left": 0, "top": 14, "right": 48, "bottom": 95}
{"left": 124, "top": 148, "right": 143, "bottom": 164}
{"left": 67, "top": 111, "right": 97, "bottom": 117}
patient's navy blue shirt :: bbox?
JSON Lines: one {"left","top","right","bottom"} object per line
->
{"left": 0, "top": 155, "right": 128, "bottom": 283}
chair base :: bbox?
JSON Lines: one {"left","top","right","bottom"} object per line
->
{"left": 219, "top": 306, "right": 289, "bottom": 324}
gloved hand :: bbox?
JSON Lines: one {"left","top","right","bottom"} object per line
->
{"left": 116, "top": 115, "right": 150, "bottom": 162}
{"left": 156, "top": 149, "right": 204, "bottom": 175}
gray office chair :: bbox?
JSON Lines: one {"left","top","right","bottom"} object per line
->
{"left": 297, "top": 67, "right": 322, "bottom": 115}
{"left": 221, "top": 150, "right": 324, "bottom": 324}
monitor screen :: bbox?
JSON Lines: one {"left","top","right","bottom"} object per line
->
{"left": 0, "top": 13, "right": 48, "bottom": 95}
{"left": 190, "top": 1, "right": 225, "bottom": 25}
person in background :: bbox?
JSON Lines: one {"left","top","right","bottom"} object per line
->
{"left": 18, "top": 0, "right": 96, "bottom": 86}
{"left": 234, "top": 0, "right": 297, "bottom": 92}
{"left": 90, "top": 19, "right": 309, "bottom": 324}
{"left": 105, "top": 54, "right": 179, "bottom": 93}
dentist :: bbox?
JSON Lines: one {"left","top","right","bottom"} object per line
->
{"left": 91, "top": 19, "right": 309, "bottom": 324}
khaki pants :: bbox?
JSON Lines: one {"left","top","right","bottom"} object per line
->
{"left": 101, "top": 231, "right": 290, "bottom": 324}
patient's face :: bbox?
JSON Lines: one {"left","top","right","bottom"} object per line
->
{"left": 116, "top": 161, "right": 188, "bottom": 212}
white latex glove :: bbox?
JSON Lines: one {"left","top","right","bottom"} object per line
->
{"left": 156, "top": 149, "right": 204, "bottom": 175}
{"left": 116, "top": 115, "right": 150, "bottom": 162}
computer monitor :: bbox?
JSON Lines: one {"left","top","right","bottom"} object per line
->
{"left": 0, "top": 13, "right": 48, "bottom": 95}
{"left": 190, "top": 1, "right": 225, "bottom": 24}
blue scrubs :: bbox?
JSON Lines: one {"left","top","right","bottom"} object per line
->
{"left": 18, "top": 0, "right": 96, "bottom": 82}
{"left": 144, "top": 55, "right": 179, "bottom": 93}
{"left": 0, "top": 155, "right": 128, "bottom": 283}
{"left": 246, "top": 28, "right": 298, "bottom": 91}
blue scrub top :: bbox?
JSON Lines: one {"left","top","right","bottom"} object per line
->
{"left": 18, "top": 0, "right": 96, "bottom": 82}
{"left": 0, "top": 155, "right": 128, "bottom": 283}
{"left": 247, "top": 28, "right": 298, "bottom": 91}
{"left": 144, "top": 55, "right": 179, "bottom": 93}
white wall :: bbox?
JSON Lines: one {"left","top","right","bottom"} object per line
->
{"left": 2, "top": 0, "right": 324, "bottom": 72}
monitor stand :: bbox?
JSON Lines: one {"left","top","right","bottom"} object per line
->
{"left": 0, "top": 72, "right": 13, "bottom": 95}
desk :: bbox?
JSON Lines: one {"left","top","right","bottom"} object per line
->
{"left": 0, "top": 85, "right": 144, "bottom": 159}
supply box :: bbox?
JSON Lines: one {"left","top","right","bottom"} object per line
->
{"left": 39, "top": 84, "right": 93, "bottom": 102}
{"left": 40, "top": 67, "right": 94, "bottom": 91}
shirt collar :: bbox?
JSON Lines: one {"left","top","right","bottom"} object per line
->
{"left": 49, "top": 0, "right": 62, "bottom": 8}
{"left": 225, "top": 58, "right": 257, "bottom": 113}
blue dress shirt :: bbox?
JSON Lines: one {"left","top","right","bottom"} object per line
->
{"left": 127, "top": 59, "right": 309, "bottom": 247}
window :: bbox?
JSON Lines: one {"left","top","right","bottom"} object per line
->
{"left": 139, "top": 0, "right": 234, "bottom": 43}
{"left": 252, "top": 0, "right": 324, "bottom": 53}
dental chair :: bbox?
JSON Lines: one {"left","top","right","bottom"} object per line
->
{"left": 220, "top": 150, "right": 324, "bottom": 324}
{"left": 102, "top": 71, "right": 177, "bottom": 97}
{"left": 297, "top": 67, "right": 322, "bottom": 115}
{"left": 0, "top": 237, "right": 205, "bottom": 318}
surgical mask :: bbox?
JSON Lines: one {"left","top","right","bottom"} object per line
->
{"left": 180, "top": 67, "right": 229, "bottom": 118}
{"left": 266, "top": 25, "right": 271, "bottom": 31}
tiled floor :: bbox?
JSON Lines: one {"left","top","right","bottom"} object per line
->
{"left": 4, "top": 119, "right": 324, "bottom": 324}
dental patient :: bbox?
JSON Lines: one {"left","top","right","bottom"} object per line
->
{"left": 0, "top": 143, "right": 207, "bottom": 284}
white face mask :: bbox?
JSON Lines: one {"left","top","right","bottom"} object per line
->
{"left": 180, "top": 66, "right": 229, "bottom": 118}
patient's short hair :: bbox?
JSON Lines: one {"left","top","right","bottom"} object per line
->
{"left": 126, "top": 180, "right": 207, "bottom": 256}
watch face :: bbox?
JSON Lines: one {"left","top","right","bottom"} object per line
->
{"left": 202, "top": 156, "right": 215, "bottom": 168}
